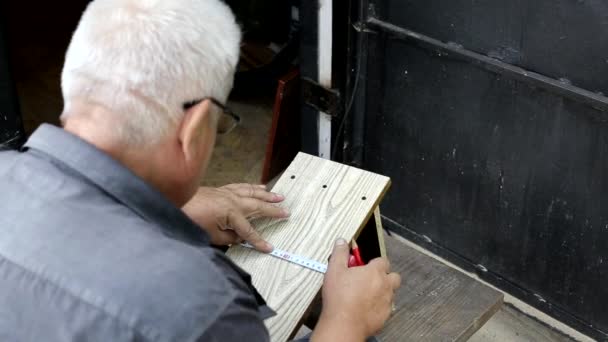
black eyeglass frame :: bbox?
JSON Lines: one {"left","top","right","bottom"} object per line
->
{"left": 183, "top": 97, "right": 241, "bottom": 124}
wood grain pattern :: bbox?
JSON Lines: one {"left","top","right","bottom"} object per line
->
{"left": 381, "top": 235, "right": 503, "bottom": 341}
{"left": 227, "top": 152, "right": 391, "bottom": 342}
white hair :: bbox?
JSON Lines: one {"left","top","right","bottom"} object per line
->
{"left": 61, "top": 0, "right": 241, "bottom": 145}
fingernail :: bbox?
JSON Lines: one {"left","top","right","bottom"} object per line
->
{"left": 335, "top": 238, "right": 347, "bottom": 246}
{"left": 266, "top": 242, "right": 274, "bottom": 251}
{"left": 281, "top": 209, "right": 290, "bottom": 217}
{"left": 258, "top": 184, "right": 267, "bottom": 189}
{"left": 274, "top": 194, "right": 285, "bottom": 201}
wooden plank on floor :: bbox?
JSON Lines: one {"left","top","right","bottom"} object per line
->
{"left": 227, "top": 152, "right": 391, "bottom": 342}
{"left": 381, "top": 235, "right": 504, "bottom": 341}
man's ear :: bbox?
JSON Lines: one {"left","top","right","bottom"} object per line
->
{"left": 178, "top": 99, "right": 213, "bottom": 164}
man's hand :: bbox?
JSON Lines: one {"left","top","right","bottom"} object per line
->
{"left": 182, "top": 184, "right": 288, "bottom": 253}
{"left": 312, "top": 239, "right": 402, "bottom": 341}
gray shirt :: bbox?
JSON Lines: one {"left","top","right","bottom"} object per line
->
{"left": 0, "top": 124, "right": 273, "bottom": 341}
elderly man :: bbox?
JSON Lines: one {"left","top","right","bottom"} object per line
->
{"left": 0, "top": 0, "right": 400, "bottom": 341}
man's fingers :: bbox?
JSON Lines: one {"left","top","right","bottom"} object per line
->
{"left": 228, "top": 211, "right": 273, "bottom": 253}
{"left": 241, "top": 198, "right": 289, "bottom": 219}
{"left": 216, "top": 230, "right": 240, "bottom": 245}
{"left": 328, "top": 238, "right": 350, "bottom": 269}
{"left": 388, "top": 272, "right": 401, "bottom": 291}
{"left": 224, "top": 183, "right": 285, "bottom": 203}
{"left": 369, "top": 257, "right": 391, "bottom": 274}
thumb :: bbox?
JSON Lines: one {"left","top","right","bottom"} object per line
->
{"left": 329, "top": 238, "right": 350, "bottom": 269}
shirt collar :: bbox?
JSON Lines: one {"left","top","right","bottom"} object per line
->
{"left": 24, "top": 124, "right": 210, "bottom": 246}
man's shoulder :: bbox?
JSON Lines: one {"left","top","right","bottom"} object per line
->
{"left": 0, "top": 147, "right": 268, "bottom": 341}
{"left": 0, "top": 150, "right": 262, "bottom": 340}
{"left": 3, "top": 209, "right": 258, "bottom": 341}
{"left": 58, "top": 211, "right": 256, "bottom": 340}
{"left": 101, "top": 243, "right": 249, "bottom": 340}
{"left": 1, "top": 231, "right": 257, "bottom": 341}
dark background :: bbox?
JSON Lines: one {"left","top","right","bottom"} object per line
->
{"left": 0, "top": 1, "right": 90, "bottom": 141}
{"left": 0, "top": 7, "right": 24, "bottom": 149}
{"left": 331, "top": 0, "right": 608, "bottom": 339}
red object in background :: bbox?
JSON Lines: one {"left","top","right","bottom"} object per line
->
{"left": 261, "top": 68, "right": 301, "bottom": 184}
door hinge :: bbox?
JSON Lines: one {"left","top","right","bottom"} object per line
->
{"left": 302, "top": 77, "right": 342, "bottom": 116}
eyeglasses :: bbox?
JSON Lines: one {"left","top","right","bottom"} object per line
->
{"left": 183, "top": 97, "right": 241, "bottom": 135}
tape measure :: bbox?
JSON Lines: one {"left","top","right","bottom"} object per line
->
{"left": 240, "top": 243, "right": 328, "bottom": 274}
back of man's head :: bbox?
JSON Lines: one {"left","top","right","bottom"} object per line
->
{"left": 61, "top": 0, "right": 241, "bottom": 146}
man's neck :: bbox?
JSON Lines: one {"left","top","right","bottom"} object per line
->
{"left": 62, "top": 103, "right": 189, "bottom": 207}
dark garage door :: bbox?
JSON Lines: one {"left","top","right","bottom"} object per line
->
{"left": 344, "top": 0, "right": 608, "bottom": 339}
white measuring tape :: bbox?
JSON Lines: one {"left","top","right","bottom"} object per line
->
{"left": 240, "top": 243, "right": 328, "bottom": 274}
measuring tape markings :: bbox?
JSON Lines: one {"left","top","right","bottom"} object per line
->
{"left": 240, "top": 243, "right": 328, "bottom": 274}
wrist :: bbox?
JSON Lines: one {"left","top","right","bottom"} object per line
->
{"left": 311, "top": 310, "right": 367, "bottom": 342}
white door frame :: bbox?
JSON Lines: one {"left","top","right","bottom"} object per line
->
{"left": 317, "top": 0, "right": 333, "bottom": 159}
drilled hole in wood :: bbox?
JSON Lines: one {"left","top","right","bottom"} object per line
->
{"left": 322, "top": 185, "right": 327, "bottom": 189}
{"left": 362, "top": 196, "right": 367, "bottom": 201}
{"left": 290, "top": 175, "right": 296, "bottom": 179}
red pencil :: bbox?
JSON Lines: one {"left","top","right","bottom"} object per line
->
{"left": 351, "top": 240, "right": 365, "bottom": 266}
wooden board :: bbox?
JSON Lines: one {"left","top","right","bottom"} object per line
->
{"left": 373, "top": 207, "right": 387, "bottom": 258}
{"left": 381, "top": 234, "right": 504, "bottom": 341}
{"left": 227, "top": 152, "right": 391, "bottom": 342}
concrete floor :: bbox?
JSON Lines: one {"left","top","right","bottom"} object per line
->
{"left": 469, "top": 305, "right": 576, "bottom": 342}
{"left": 202, "top": 96, "right": 273, "bottom": 187}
